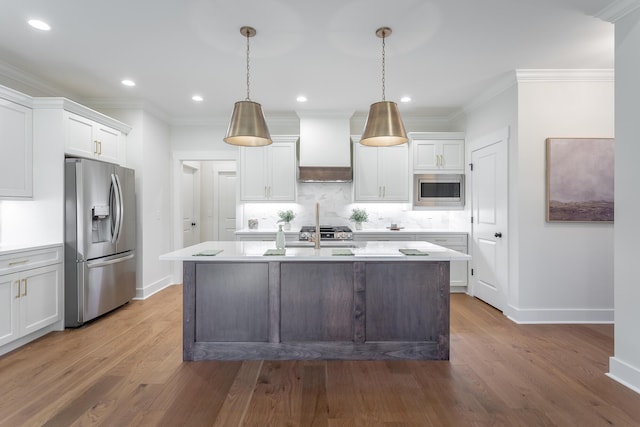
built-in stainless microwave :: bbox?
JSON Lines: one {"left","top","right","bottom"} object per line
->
{"left": 413, "top": 174, "right": 465, "bottom": 209}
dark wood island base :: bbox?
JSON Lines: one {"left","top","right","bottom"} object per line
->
{"left": 182, "top": 260, "right": 450, "bottom": 361}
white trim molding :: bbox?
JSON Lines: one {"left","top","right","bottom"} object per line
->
{"left": 134, "top": 276, "right": 175, "bottom": 300}
{"left": 516, "top": 69, "right": 615, "bottom": 82}
{"left": 608, "top": 357, "right": 640, "bottom": 395}
{"left": 596, "top": 0, "right": 640, "bottom": 23}
{"left": 506, "top": 305, "right": 614, "bottom": 324}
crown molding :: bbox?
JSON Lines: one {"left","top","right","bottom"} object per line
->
{"left": 84, "top": 97, "right": 170, "bottom": 124}
{"left": 0, "top": 60, "right": 66, "bottom": 97}
{"left": 516, "top": 69, "right": 614, "bottom": 82}
{"left": 595, "top": 0, "right": 640, "bottom": 22}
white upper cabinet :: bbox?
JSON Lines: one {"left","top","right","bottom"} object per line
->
{"left": 410, "top": 132, "right": 465, "bottom": 173}
{"left": 65, "top": 111, "right": 122, "bottom": 164}
{"left": 0, "top": 88, "right": 33, "bottom": 199}
{"left": 354, "top": 137, "right": 409, "bottom": 202}
{"left": 240, "top": 136, "right": 297, "bottom": 202}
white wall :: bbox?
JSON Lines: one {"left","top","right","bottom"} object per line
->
{"left": 462, "top": 73, "right": 615, "bottom": 323}
{"left": 609, "top": 7, "right": 640, "bottom": 394}
{"left": 515, "top": 78, "right": 614, "bottom": 322}
{"left": 100, "top": 108, "right": 173, "bottom": 299}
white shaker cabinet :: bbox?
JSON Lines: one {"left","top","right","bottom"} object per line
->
{"left": 240, "top": 136, "right": 297, "bottom": 202}
{"left": 415, "top": 233, "right": 468, "bottom": 291}
{"left": 65, "top": 111, "right": 122, "bottom": 164}
{"left": 410, "top": 132, "right": 465, "bottom": 173}
{"left": 0, "top": 245, "right": 63, "bottom": 353}
{"left": 0, "top": 88, "right": 33, "bottom": 199}
{"left": 354, "top": 138, "right": 409, "bottom": 202}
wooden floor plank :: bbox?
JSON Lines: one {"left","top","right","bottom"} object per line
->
{"left": 1, "top": 286, "right": 640, "bottom": 427}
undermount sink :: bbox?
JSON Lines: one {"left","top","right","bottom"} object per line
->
{"left": 286, "top": 241, "right": 357, "bottom": 248}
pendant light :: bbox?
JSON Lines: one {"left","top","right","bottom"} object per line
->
{"left": 224, "top": 26, "right": 272, "bottom": 147}
{"left": 360, "top": 27, "right": 408, "bottom": 147}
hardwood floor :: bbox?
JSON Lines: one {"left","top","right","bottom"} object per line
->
{"left": 1, "top": 285, "right": 639, "bottom": 426}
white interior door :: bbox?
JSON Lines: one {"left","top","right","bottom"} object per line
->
{"left": 181, "top": 163, "right": 199, "bottom": 247}
{"left": 212, "top": 161, "right": 237, "bottom": 240}
{"left": 470, "top": 128, "right": 508, "bottom": 311}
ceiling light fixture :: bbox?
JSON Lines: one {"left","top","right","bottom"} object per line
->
{"left": 296, "top": 95, "right": 307, "bottom": 103}
{"left": 401, "top": 96, "right": 412, "bottom": 103}
{"left": 28, "top": 19, "right": 51, "bottom": 31}
{"left": 360, "top": 27, "right": 408, "bottom": 147}
{"left": 121, "top": 79, "right": 136, "bottom": 87}
{"left": 192, "top": 95, "right": 204, "bottom": 102}
{"left": 223, "top": 26, "right": 272, "bottom": 147}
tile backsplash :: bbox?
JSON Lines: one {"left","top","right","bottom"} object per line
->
{"left": 240, "top": 182, "right": 469, "bottom": 231}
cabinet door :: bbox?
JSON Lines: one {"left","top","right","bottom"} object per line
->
{"left": 65, "top": 112, "right": 96, "bottom": 158}
{"left": 413, "top": 141, "right": 439, "bottom": 170}
{"left": 240, "top": 147, "right": 268, "bottom": 201}
{"left": 0, "top": 274, "right": 20, "bottom": 347}
{"left": 440, "top": 140, "right": 465, "bottom": 171}
{"left": 0, "top": 99, "right": 33, "bottom": 198}
{"left": 94, "top": 124, "right": 120, "bottom": 164}
{"left": 268, "top": 143, "right": 296, "bottom": 201}
{"left": 354, "top": 144, "right": 381, "bottom": 201}
{"left": 19, "top": 264, "right": 61, "bottom": 336}
{"left": 379, "top": 145, "right": 409, "bottom": 201}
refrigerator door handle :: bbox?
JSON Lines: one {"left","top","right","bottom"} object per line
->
{"left": 110, "top": 173, "right": 123, "bottom": 244}
{"left": 114, "top": 172, "right": 124, "bottom": 243}
{"left": 87, "top": 253, "right": 135, "bottom": 269}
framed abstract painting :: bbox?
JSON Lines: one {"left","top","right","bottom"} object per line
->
{"left": 546, "top": 138, "right": 614, "bottom": 222}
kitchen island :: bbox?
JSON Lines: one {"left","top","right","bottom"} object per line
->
{"left": 160, "top": 241, "right": 470, "bottom": 361}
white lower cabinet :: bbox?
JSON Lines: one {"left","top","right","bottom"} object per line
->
{"left": 354, "top": 232, "right": 468, "bottom": 291}
{"left": 415, "top": 234, "right": 468, "bottom": 291}
{"left": 0, "top": 245, "right": 63, "bottom": 352}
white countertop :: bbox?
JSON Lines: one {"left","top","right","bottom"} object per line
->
{"left": 160, "top": 241, "right": 471, "bottom": 262}
{"left": 0, "top": 242, "right": 63, "bottom": 256}
{"left": 235, "top": 228, "right": 468, "bottom": 235}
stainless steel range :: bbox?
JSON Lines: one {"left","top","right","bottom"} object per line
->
{"left": 299, "top": 225, "right": 353, "bottom": 241}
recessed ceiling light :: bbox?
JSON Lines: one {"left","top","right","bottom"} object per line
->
{"left": 296, "top": 95, "right": 307, "bottom": 103}
{"left": 28, "top": 19, "right": 51, "bottom": 31}
{"left": 400, "top": 96, "right": 412, "bottom": 103}
{"left": 121, "top": 79, "right": 136, "bottom": 87}
{"left": 192, "top": 95, "right": 204, "bottom": 102}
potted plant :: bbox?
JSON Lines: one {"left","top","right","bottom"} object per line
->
{"left": 349, "top": 207, "right": 368, "bottom": 230}
{"left": 277, "top": 209, "right": 295, "bottom": 230}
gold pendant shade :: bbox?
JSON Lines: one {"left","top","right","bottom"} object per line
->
{"left": 224, "top": 26, "right": 272, "bottom": 147}
{"left": 224, "top": 100, "right": 272, "bottom": 147}
{"left": 360, "top": 101, "right": 408, "bottom": 147}
{"left": 360, "top": 27, "right": 408, "bottom": 147}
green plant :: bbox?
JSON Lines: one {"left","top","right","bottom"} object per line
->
{"left": 277, "top": 209, "right": 295, "bottom": 223}
{"left": 349, "top": 207, "right": 368, "bottom": 223}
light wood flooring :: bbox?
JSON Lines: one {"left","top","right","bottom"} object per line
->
{"left": 1, "top": 284, "right": 639, "bottom": 426}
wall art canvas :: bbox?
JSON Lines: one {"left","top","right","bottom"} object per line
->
{"left": 546, "top": 138, "right": 614, "bottom": 222}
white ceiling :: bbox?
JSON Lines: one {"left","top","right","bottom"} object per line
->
{"left": 0, "top": 0, "right": 614, "bottom": 122}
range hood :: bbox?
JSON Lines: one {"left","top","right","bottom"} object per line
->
{"left": 297, "top": 113, "right": 353, "bottom": 182}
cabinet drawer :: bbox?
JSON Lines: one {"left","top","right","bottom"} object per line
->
{"left": 415, "top": 234, "right": 467, "bottom": 248}
{"left": 0, "top": 246, "right": 62, "bottom": 275}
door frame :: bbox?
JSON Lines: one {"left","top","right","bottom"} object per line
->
{"left": 181, "top": 161, "right": 201, "bottom": 247}
{"left": 171, "top": 151, "right": 238, "bottom": 282}
{"left": 468, "top": 127, "right": 510, "bottom": 308}
{"left": 211, "top": 161, "right": 237, "bottom": 240}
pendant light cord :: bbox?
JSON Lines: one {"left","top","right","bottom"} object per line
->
{"left": 246, "top": 30, "right": 251, "bottom": 101}
{"left": 381, "top": 33, "right": 386, "bottom": 101}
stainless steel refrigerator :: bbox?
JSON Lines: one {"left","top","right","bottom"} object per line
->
{"left": 64, "top": 157, "right": 136, "bottom": 327}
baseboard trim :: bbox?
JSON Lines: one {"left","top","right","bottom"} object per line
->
{"left": 135, "top": 275, "right": 174, "bottom": 300}
{"left": 0, "top": 324, "right": 59, "bottom": 357}
{"left": 506, "top": 306, "right": 614, "bottom": 324}
{"left": 608, "top": 357, "right": 640, "bottom": 395}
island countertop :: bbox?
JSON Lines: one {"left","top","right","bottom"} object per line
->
{"left": 159, "top": 240, "right": 471, "bottom": 262}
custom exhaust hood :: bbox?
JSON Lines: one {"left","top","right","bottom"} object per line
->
{"left": 297, "top": 112, "right": 353, "bottom": 182}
